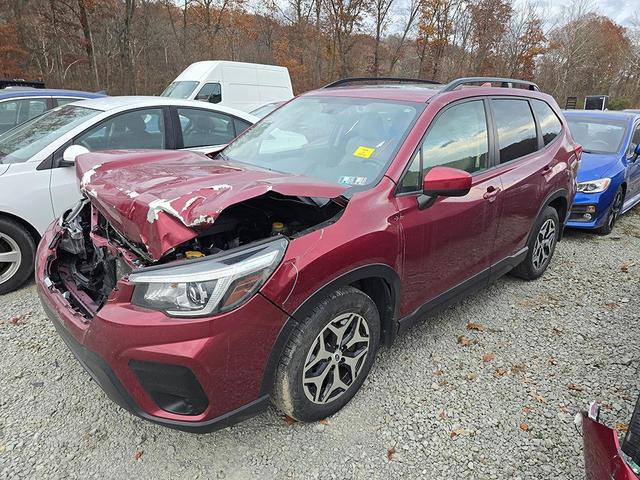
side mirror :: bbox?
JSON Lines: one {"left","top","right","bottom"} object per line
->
{"left": 633, "top": 143, "right": 640, "bottom": 160}
{"left": 60, "top": 145, "right": 89, "bottom": 167}
{"left": 417, "top": 166, "right": 472, "bottom": 210}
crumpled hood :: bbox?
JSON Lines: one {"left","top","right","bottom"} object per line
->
{"left": 577, "top": 152, "right": 622, "bottom": 182}
{"left": 76, "top": 149, "right": 347, "bottom": 260}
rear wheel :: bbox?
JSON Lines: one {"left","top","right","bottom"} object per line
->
{"left": 0, "top": 218, "right": 35, "bottom": 294}
{"left": 272, "top": 286, "right": 380, "bottom": 422}
{"left": 511, "top": 206, "right": 559, "bottom": 281}
{"left": 596, "top": 186, "right": 624, "bottom": 235}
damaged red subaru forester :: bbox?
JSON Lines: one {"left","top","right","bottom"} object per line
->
{"left": 37, "top": 77, "right": 579, "bottom": 432}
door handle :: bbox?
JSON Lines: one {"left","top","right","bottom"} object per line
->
{"left": 483, "top": 186, "right": 501, "bottom": 201}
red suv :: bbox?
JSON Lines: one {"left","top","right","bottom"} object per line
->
{"left": 36, "top": 77, "right": 579, "bottom": 432}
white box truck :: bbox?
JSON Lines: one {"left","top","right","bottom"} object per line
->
{"left": 161, "top": 61, "right": 293, "bottom": 113}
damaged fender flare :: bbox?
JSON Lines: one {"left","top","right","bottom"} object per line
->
{"left": 259, "top": 263, "right": 401, "bottom": 397}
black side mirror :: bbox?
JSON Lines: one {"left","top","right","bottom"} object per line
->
{"left": 633, "top": 143, "right": 640, "bottom": 161}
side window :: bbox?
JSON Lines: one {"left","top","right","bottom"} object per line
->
{"left": 531, "top": 99, "right": 562, "bottom": 146}
{"left": 0, "top": 100, "right": 19, "bottom": 132}
{"left": 177, "top": 108, "right": 236, "bottom": 148}
{"left": 233, "top": 118, "right": 251, "bottom": 136}
{"left": 398, "top": 100, "right": 489, "bottom": 193}
{"left": 76, "top": 108, "right": 165, "bottom": 151}
{"left": 492, "top": 99, "right": 538, "bottom": 163}
{"left": 195, "top": 83, "right": 222, "bottom": 104}
{"left": 55, "top": 97, "right": 80, "bottom": 107}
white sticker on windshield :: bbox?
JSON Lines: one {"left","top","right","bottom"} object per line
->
{"left": 339, "top": 176, "right": 368, "bottom": 185}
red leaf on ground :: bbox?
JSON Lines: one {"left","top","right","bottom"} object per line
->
{"left": 466, "top": 322, "right": 484, "bottom": 332}
{"left": 387, "top": 446, "right": 396, "bottom": 461}
{"left": 520, "top": 422, "right": 529, "bottom": 431}
{"left": 134, "top": 450, "right": 144, "bottom": 460}
{"left": 284, "top": 415, "right": 297, "bottom": 425}
{"left": 482, "top": 352, "right": 494, "bottom": 363}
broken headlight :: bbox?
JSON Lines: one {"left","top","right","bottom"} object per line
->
{"left": 129, "top": 238, "right": 287, "bottom": 317}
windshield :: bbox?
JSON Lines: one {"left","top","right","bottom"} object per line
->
{"left": 566, "top": 116, "right": 627, "bottom": 154}
{"left": 0, "top": 105, "right": 101, "bottom": 164}
{"left": 161, "top": 81, "right": 199, "bottom": 99}
{"left": 222, "top": 96, "right": 423, "bottom": 188}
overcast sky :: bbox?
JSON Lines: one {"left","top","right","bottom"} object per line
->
{"left": 522, "top": 0, "right": 638, "bottom": 27}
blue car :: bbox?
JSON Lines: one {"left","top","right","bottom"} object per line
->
{"left": 564, "top": 110, "right": 640, "bottom": 234}
{"left": 0, "top": 86, "right": 105, "bottom": 134}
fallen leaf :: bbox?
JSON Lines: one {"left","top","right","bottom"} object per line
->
{"left": 134, "top": 450, "right": 144, "bottom": 460}
{"left": 616, "top": 422, "right": 629, "bottom": 433}
{"left": 519, "top": 422, "right": 529, "bottom": 431}
{"left": 552, "top": 327, "right": 563, "bottom": 336}
{"left": 522, "top": 406, "right": 531, "bottom": 414}
{"left": 604, "top": 302, "right": 618, "bottom": 310}
{"left": 457, "top": 335, "right": 474, "bottom": 347}
{"left": 567, "top": 383, "right": 583, "bottom": 392}
{"left": 387, "top": 446, "right": 396, "bottom": 461}
{"left": 511, "top": 363, "right": 527, "bottom": 374}
{"left": 9, "top": 316, "right": 24, "bottom": 325}
{"left": 466, "top": 322, "right": 484, "bottom": 332}
{"left": 319, "top": 419, "right": 329, "bottom": 425}
{"left": 450, "top": 428, "right": 470, "bottom": 438}
{"left": 531, "top": 393, "right": 547, "bottom": 404}
{"left": 621, "top": 264, "right": 629, "bottom": 273}
{"left": 494, "top": 367, "right": 507, "bottom": 377}
{"left": 548, "top": 357, "right": 558, "bottom": 365}
{"left": 433, "top": 368, "right": 443, "bottom": 376}
{"left": 438, "top": 409, "right": 447, "bottom": 420}
{"left": 284, "top": 415, "right": 297, "bottom": 426}
{"left": 482, "top": 352, "right": 494, "bottom": 363}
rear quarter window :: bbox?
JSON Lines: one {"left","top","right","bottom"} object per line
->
{"left": 531, "top": 99, "right": 562, "bottom": 146}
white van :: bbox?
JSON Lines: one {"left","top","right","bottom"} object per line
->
{"left": 161, "top": 61, "right": 293, "bottom": 113}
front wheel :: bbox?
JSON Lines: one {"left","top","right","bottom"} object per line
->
{"left": 511, "top": 206, "right": 559, "bottom": 281}
{"left": 272, "top": 286, "right": 380, "bottom": 422}
{"left": 596, "top": 186, "right": 624, "bottom": 235}
{"left": 0, "top": 218, "right": 36, "bottom": 295}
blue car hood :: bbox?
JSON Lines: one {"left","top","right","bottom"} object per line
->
{"left": 577, "top": 152, "right": 621, "bottom": 182}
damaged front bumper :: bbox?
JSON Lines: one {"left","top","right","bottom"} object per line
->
{"left": 36, "top": 219, "right": 291, "bottom": 433}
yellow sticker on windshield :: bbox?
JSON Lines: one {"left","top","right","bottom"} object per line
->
{"left": 353, "top": 146, "right": 375, "bottom": 158}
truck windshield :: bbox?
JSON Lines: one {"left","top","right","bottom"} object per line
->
{"left": 161, "top": 81, "right": 199, "bottom": 99}
{"left": 0, "top": 105, "right": 101, "bottom": 164}
{"left": 221, "top": 96, "right": 423, "bottom": 188}
{"left": 566, "top": 116, "right": 627, "bottom": 154}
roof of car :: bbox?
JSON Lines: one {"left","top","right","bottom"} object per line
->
{"left": 70, "top": 96, "right": 257, "bottom": 120}
{"left": 0, "top": 88, "right": 104, "bottom": 100}
{"left": 562, "top": 109, "right": 640, "bottom": 123}
{"left": 304, "top": 84, "right": 443, "bottom": 103}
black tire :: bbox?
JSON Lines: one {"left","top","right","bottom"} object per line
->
{"left": 0, "top": 218, "right": 36, "bottom": 295}
{"left": 511, "top": 206, "right": 560, "bottom": 281}
{"left": 272, "top": 286, "right": 380, "bottom": 422}
{"left": 596, "top": 186, "right": 624, "bottom": 236}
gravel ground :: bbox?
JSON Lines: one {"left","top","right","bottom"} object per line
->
{"left": 1, "top": 207, "right": 639, "bottom": 479}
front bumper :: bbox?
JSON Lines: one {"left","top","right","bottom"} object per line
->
{"left": 36, "top": 223, "right": 290, "bottom": 433}
{"left": 566, "top": 190, "right": 613, "bottom": 229}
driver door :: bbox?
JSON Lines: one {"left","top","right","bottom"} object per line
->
{"left": 394, "top": 99, "right": 502, "bottom": 316}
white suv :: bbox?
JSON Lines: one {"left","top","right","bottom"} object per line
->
{"left": 0, "top": 96, "right": 257, "bottom": 293}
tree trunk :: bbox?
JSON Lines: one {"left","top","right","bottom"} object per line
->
{"left": 77, "top": 0, "right": 99, "bottom": 89}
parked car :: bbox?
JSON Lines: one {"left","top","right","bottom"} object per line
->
{"left": 161, "top": 61, "right": 293, "bottom": 112}
{"left": 581, "top": 401, "right": 640, "bottom": 479}
{"left": 0, "top": 96, "right": 256, "bottom": 294}
{"left": 37, "top": 77, "right": 579, "bottom": 432}
{"left": 250, "top": 101, "right": 285, "bottom": 118}
{"left": 564, "top": 110, "right": 640, "bottom": 234}
{"left": 0, "top": 86, "right": 104, "bottom": 134}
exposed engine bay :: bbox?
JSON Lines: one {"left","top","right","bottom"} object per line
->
{"left": 49, "top": 192, "right": 346, "bottom": 316}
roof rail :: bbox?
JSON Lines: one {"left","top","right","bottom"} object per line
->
{"left": 0, "top": 79, "right": 45, "bottom": 89}
{"left": 441, "top": 77, "right": 539, "bottom": 92}
{"left": 324, "top": 77, "right": 440, "bottom": 88}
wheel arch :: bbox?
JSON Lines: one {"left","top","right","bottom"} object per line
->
{"left": 259, "top": 264, "right": 401, "bottom": 397}
{"left": 529, "top": 189, "right": 569, "bottom": 243}
{"left": 0, "top": 211, "right": 41, "bottom": 246}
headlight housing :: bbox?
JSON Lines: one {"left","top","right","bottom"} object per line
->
{"left": 577, "top": 178, "right": 611, "bottom": 193}
{"left": 129, "top": 238, "right": 287, "bottom": 317}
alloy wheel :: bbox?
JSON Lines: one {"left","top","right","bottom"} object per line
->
{"left": 302, "top": 312, "right": 370, "bottom": 404}
{"left": 531, "top": 218, "right": 556, "bottom": 271}
{"left": 607, "top": 190, "right": 624, "bottom": 230}
{"left": 0, "top": 233, "right": 21, "bottom": 285}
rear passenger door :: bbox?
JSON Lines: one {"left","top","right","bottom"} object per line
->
{"left": 487, "top": 97, "right": 558, "bottom": 265}
{"left": 174, "top": 107, "right": 249, "bottom": 152}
